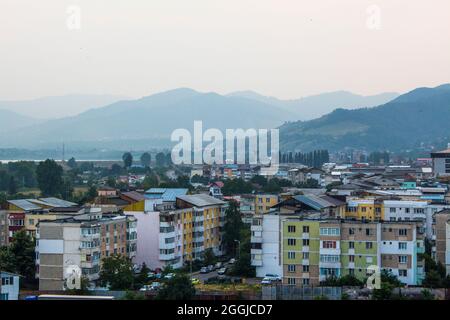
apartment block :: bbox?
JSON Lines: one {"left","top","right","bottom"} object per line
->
{"left": 343, "top": 198, "right": 384, "bottom": 221}
{"left": 433, "top": 210, "right": 450, "bottom": 275}
{"left": 255, "top": 194, "right": 278, "bottom": 214}
{"left": 252, "top": 213, "right": 425, "bottom": 286}
{"left": 126, "top": 193, "right": 225, "bottom": 270}
{"left": 0, "top": 210, "right": 8, "bottom": 246}
{"left": 36, "top": 208, "right": 137, "bottom": 291}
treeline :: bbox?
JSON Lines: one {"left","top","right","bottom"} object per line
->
{"left": 280, "top": 150, "right": 330, "bottom": 168}
{"left": 0, "top": 161, "right": 37, "bottom": 194}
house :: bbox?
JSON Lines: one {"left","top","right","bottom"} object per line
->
{"left": 208, "top": 181, "right": 224, "bottom": 199}
{"left": 0, "top": 271, "right": 20, "bottom": 300}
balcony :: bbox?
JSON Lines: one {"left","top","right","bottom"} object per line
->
{"left": 251, "top": 236, "right": 262, "bottom": 243}
{"left": 159, "top": 253, "right": 176, "bottom": 261}
{"left": 251, "top": 225, "right": 262, "bottom": 232}
{"left": 251, "top": 260, "right": 263, "bottom": 267}
{"left": 251, "top": 248, "right": 262, "bottom": 255}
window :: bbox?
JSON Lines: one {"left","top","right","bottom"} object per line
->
{"left": 349, "top": 241, "right": 354, "bottom": 249}
{"left": 349, "top": 228, "right": 355, "bottom": 235}
{"left": 302, "top": 278, "right": 310, "bottom": 285}
{"left": 399, "top": 256, "right": 408, "bottom": 264}
{"left": 399, "top": 229, "right": 408, "bottom": 236}
{"left": 288, "top": 265, "right": 296, "bottom": 273}
{"left": 287, "top": 278, "right": 296, "bottom": 285}
{"left": 361, "top": 207, "right": 367, "bottom": 212}
{"left": 390, "top": 208, "right": 396, "bottom": 213}
{"left": 365, "top": 242, "right": 373, "bottom": 250}
{"left": 365, "top": 228, "right": 371, "bottom": 236}
{"left": 303, "top": 265, "right": 309, "bottom": 273}
{"left": 398, "top": 242, "right": 407, "bottom": 250}
{"left": 320, "top": 255, "right": 340, "bottom": 263}
{"left": 288, "top": 252, "right": 296, "bottom": 259}
{"left": 322, "top": 241, "right": 336, "bottom": 249}
{"left": 405, "top": 208, "right": 410, "bottom": 213}
{"left": 320, "top": 228, "right": 340, "bottom": 236}
{"left": 287, "top": 238, "right": 296, "bottom": 246}
{"left": 303, "top": 239, "right": 310, "bottom": 246}
{"left": 266, "top": 198, "right": 271, "bottom": 203}
{"left": 399, "top": 270, "right": 408, "bottom": 277}
{"left": 302, "top": 252, "right": 309, "bottom": 259}
{"left": 375, "top": 207, "right": 381, "bottom": 214}
{"left": 349, "top": 255, "right": 355, "bottom": 262}
{"left": 1, "top": 277, "right": 14, "bottom": 286}
{"left": 28, "top": 219, "right": 35, "bottom": 225}
{"left": 349, "top": 269, "right": 355, "bottom": 276}
{"left": 303, "top": 226, "right": 309, "bottom": 233}
{"left": 288, "top": 225, "right": 296, "bottom": 233}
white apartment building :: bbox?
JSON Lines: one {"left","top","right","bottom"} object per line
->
{"left": 0, "top": 272, "right": 20, "bottom": 300}
{"left": 251, "top": 214, "right": 282, "bottom": 277}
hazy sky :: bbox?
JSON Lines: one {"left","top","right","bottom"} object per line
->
{"left": 1, "top": 0, "right": 450, "bottom": 100}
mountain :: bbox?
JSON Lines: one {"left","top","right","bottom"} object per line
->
{"left": 228, "top": 90, "right": 399, "bottom": 120}
{"left": 0, "top": 109, "right": 42, "bottom": 133}
{"left": 279, "top": 84, "right": 450, "bottom": 152}
{"left": 0, "top": 88, "right": 295, "bottom": 149}
{"left": 0, "top": 94, "right": 128, "bottom": 119}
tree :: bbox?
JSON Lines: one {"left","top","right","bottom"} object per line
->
{"left": 223, "top": 201, "right": 244, "bottom": 255}
{"left": 229, "top": 226, "right": 255, "bottom": 277}
{"left": 156, "top": 273, "right": 196, "bottom": 300}
{"left": 122, "top": 152, "right": 133, "bottom": 169}
{"left": 155, "top": 152, "right": 166, "bottom": 167}
{"left": 36, "top": 159, "right": 64, "bottom": 197}
{"left": 134, "top": 262, "right": 150, "bottom": 290}
{"left": 61, "top": 177, "right": 74, "bottom": 200}
{"left": 98, "top": 255, "right": 134, "bottom": 290}
{"left": 203, "top": 248, "right": 216, "bottom": 266}
{"left": 5, "top": 229, "right": 36, "bottom": 285}
{"left": 8, "top": 176, "right": 17, "bottom": 195}
{"left": 67, "top": 157, "right": 77, "bottom": 169}
{"left": 140, "top": 152, "right": 151, "bottom": 168}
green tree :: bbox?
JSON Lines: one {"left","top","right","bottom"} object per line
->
{"left": 122, "top": 291, "right": 146, "bottom": 300}
{"left": 134, "top": 262, "right": 150, "bottom": 290}
{"left": 203, "top": 248, "right": 216, "bottom": 266}
{"left": 8, "top": 176, "right": 17, "bottom": 195}
{"left": 156, "top": 273, "right": 196, "bottom": 300}
{"left": 223, "top": 201, "right": 244, "bottom": 255}
{"left": 6, "top": 229, "right": 36, "bottom": 285}
{"left": 230, "top": 226, "right": 255, "bottom": 277}
{"left": 67, "top": 157, "right": 77, "bottom": 169}
{"left": 98, "top": 255, "right": 134, "bottom": 290}
{"left": 155, "top": 152, "right": 166, "bottom": 167}
{"left": 36, "top": 159, "right": 64, "bottom": 197}
{"left": 122, "top": 152, "right": 133, "bottom": 168}
{"left": 140, "top": 152, "right": 151, "bottom": 168}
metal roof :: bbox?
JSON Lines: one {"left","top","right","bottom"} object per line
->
{"left": 8, "top": 199, "right": 42, "bottom": 211}
{"left": 292, "top": 194, "right": 336, "bottom": 211}
{"left": 176, "top": 194, "right": 225, "bottom": 207}
{"left": 38, "top": 198, "right": 78, "bottom": 207}
{"left": 145, "top": 188, "right": 188, "bottom": 202}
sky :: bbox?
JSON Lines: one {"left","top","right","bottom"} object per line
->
{"left": 1, "top": 0, "right": 450, "bottom": 101}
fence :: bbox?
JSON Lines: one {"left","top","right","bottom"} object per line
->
{"left": 262, "top": 285, "right": 342, "bottom": 300}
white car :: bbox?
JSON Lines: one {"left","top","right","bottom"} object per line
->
{"left": 217, "top": 267, "right": 227, "bottom": 275}
{"left": 264, "top": 274, "right": 282, "bottom": 282}
{"left": 261, "top": 278, "right": 272, "bottom": 285}
{"left": 229, "top": 258, "right": 236, "bottom": 264}
{"left": 164, "top": 273, "right": 175, "bottom": 279}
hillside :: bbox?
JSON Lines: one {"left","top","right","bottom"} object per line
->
{"left": 279, "top": 84, "right": 450, "bottom": 152}
{"left": 228, "top": 90, "right": 399, "bottom": 120}
{"left": 0, "top": 88, "right": 295, "bottom": 149}
{"left": 0, "top": 110, "right": 42, "bottom": 133}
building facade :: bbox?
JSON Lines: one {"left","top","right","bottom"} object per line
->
{"left": 36, "top": 209, "right": 137, "bottom": 291}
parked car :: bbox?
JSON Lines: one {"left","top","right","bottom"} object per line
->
{"left": 147, "top": 272, "right": 156, "bottom": 279}
{"left": 164, "top": 273, "right": 175, "bottom": 279}
{"left": 200, "top": 267, "right": 209, "bottom": 274}
{"left": 217, "top": 267, "right": 227, "bottom": 275}
{"left": 150, "top": 282, "right": 162, "bottom": 290}
{"left": 139, "top": 285, "right": 152, "bottom": 291}
{"left": 264, "top": 274, "right": 282, "bottom": 281}
{"left": 229, "top": 258, "right": 236, "bottom": 264}
{"left": 207, "top": 265, "right": 214, "bottom": 272}
{"left": 191, "top": 278, "right": 200, "bottom": 285}
{"left": 261, "top": 278, "right": 272, "bottom": 285}
{"left": 214, "top": 262, "right": 223, "bottom": 270}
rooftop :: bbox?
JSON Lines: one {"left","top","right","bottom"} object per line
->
{"left": 176, "top": 194, "right": 225, "bottom": 207}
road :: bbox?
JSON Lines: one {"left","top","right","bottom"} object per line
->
{"left": 189, "top": 263, "right": 262, "bottom": 285}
